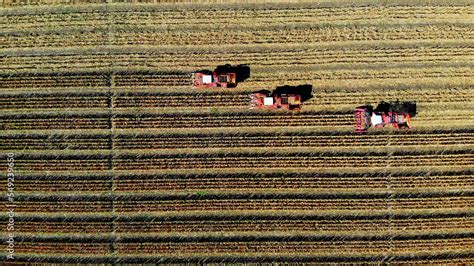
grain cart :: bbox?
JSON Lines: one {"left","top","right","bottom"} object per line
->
{"left": 355, "top": 100, "right": 416, "bottom": 133}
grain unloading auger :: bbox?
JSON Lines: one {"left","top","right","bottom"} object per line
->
{"left": 355, "top": 100, "right": 417, "bottom": 133}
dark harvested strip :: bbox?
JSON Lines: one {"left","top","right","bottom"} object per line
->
{"left": 113, "top": 112, "right": 353, "bottom": 129}
{"left": 1, "top": 170, "right": 469, "bottom": 192}
{"left": 114, "top": 93, "right": 249, "bottom": 108}
{"left": 114, "top": 152, "right": 473, "bottom": 170}
{"left": 12, "top": 190, "right": 474, "bottom": 201}
{"left": 4, "top": 232, "right": 473, "bottom": 243}
{"left": 0, "top": 111, "right": 353, "bottom": 130}
{"left": 0, "top": 70, "right": 190, "bottom": 89}
{"left": 9, "top": 252, "right": 474, "bottom": 264}
{"left": 0, "top": 92, "right": 110, "bottom": 109}
{"left": 10, "top": 193, "right": 473, "bottom": 212}
{"left": 0, "top": 150, "right": 471, "bottom": 171}
{"left": 114, "top": 130, "right": 474, "bottom": 149}
{"left": 6, "top": 210, "right": 473, "bottom": 223}
{"left": 7, "top": 213, "right": 473, "bottom": 235}
{"left": 0, "top": 134, "right": 112, "bottom": 150}
{"left": 0, "top": 113, "right": 111, "bottom": 130}
{"left": 0, "top": 154, "right": 110, "bottom": 172}
{"left": 2, "top": 129, "right": 472, "bottom": 150}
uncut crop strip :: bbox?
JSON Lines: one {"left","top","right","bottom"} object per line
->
{"left": 2, "top": 24, "right": 472, "bottom": 49}
{"left": 249, "top": 67, "right": 473, "bottom": 83}
{"left": 10, "top": 212, "right": 473, "bottom": 235}
{"left": 3, "top": 46, "right": 473, "bottom": 73}
{"left": 3, "top": 170, "right": 470, "bottom": 193}
{"left": 2, "top": 130, "right": 472, "bottom": 150}
{"left": 9, "top": 192, "right": 474, "bottom": 213}
{"left": 3, "top": 5, "right": 472, "bottom": 31}
{"left": 0, "top": 112, "right": 353, "bottom": 130}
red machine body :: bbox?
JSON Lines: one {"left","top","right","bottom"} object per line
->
{"left": 355, "top": 101, "right": 416, "bottom": 133}
{"left": 193, "top": 65, "right": 238, "bottom": 88}
{"left": 252, "top": 92, "right": 302, "bottom": 111}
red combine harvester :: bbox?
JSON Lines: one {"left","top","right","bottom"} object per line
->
{"left": 252, "top": 90, "right": 302, "bottom": 111}
{"left": 192, "top": 64, "right": 238, "bottom": 88}
{"left": 355, "top": 101, "right": 416, "bottom": 133}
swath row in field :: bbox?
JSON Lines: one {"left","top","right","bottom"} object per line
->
{"left": 6, "top": 212, "right": 473, "bottom": 235}
{"left": 8, "top": 191, "right": 474, "bottom": 213}
{"left": 1, "top": 89, "right": 472, "bottom": 109}
{"left": 3, "top": 46, "right": 472, "bottom": 73}
{"left": 1, "top": 25, "right": 472, "bottom": 48}
{"left": 0, "top": 112, "right": 353, "bottom": 130}
{"left": 3, "top": 5, "right": 471, "bottom": 31}
{"left": 1, "top": 170, "right": 471, "bottom": 192}
{"left": 1, "top": 150, "right": 472, "bottom": 171}
{"left": 6, "top": 233, "right": 474, "bottom": 256}
{"left": 2, "top": 130, "right": 472, "bottom": 150}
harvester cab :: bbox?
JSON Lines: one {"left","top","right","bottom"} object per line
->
{"left": 355, "top": 101, "right": 416, "bottom": 133}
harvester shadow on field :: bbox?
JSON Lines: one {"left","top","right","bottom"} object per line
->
{"left": 274, "top": 84, "right": 314, "bottom": 102}
{"left": 214, "top": 64, "right": 251, "bottom": 83}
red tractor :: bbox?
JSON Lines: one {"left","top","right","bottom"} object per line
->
{"left": 355, "top": 101, "right": 416, "bottom": 133}
{"left": 192, "top": 64, "right": 238, "bottom": 88}
{"left": 252, "top": 90, "right": 302, "bottom": 111}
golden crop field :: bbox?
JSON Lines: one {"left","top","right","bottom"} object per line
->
{"left": 0, "top": 0, "right": 473, "bottom": 264}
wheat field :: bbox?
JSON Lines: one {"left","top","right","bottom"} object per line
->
{"left": 0, "top": 0, "right": 473, "bottom": 263}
